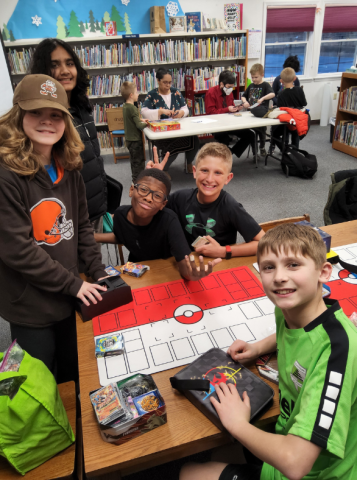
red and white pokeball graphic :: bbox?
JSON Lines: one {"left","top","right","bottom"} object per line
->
{"left": 338, "top": 269, "right": 357, "bottom": 284}
{"left": 174, "top": 304, "right": 203, "bottom": 324}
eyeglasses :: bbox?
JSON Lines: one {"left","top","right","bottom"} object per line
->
{"left": 134, "top": 184, "right": 167, "bottom": 203}
{"left": 161, "top": 81, "right": 172, "bottom": 86}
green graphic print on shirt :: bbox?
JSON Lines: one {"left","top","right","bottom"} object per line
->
{"left": 185, "top": 214, "right": 216, "bottom": 237}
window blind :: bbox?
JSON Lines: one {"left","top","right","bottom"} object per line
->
{"left": 323, "top": 6, "right": 357, "bottom": 33}
{"left": 266, "top": 7, "right": 315, "bottom": 33}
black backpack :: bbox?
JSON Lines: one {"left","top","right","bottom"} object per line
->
{"left": 281, "top": 146, "right": 317, "bottom": 179}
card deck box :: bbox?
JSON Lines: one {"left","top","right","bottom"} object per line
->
{"left": 171, "top": 348, "right": 274, "bottom": 431}
{"left": 148, "top": 120, "right": 181, "bottom": 132}
{"left": 76, "top": 276, "right": 132, "bottom": 322}
{"left": 91, "top": 374, "right": 167, "bottom": 445}
{"left": 294, "top": 220, "right": 331, "bottom": 253}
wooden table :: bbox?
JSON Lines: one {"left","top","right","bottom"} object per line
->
{"left": 77, "top": 221, "right": 357, "bottom": 479}
{"left": 0, "top": 382, "right": 77, "bottom": 480}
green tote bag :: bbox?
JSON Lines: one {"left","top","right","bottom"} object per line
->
{"left": 0, "top": 350, "right": 75, "bottom": 475}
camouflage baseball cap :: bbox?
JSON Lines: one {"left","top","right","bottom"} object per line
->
{"left": 13, "top": 74, "right": 72, "bottom": 117}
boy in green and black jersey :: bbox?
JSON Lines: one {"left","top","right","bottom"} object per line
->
{"left": 180, "top": 223, "right": 357, "bottom": 480}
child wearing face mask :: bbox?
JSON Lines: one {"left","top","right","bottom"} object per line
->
{"left": 205, "top": 71, "right": 255, "bottom": 159}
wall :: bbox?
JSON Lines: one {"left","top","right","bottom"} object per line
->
{"left": 180, "top": 0, "right": 353, "bottom": 121}
{"left": 1, "top": 0, "right": 353, "bottom": 120}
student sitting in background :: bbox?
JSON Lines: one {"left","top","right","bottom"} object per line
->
{"left": 272, "top": 67, "right": 307, "bottom": 149}
{"left": 272, "top": 55, "right": 301, "bottom": 106}
{"left": 121, "top": 81, "right": 149, "bottom": 184}
{"left": 180, "top": 223, "right": 357, "bottom": 480}
{"left": 147, "top": 143, "right": 265, "bottom": 259}
{"left": 94, "top": 169, "right": 221, "bottom": 281}
{"left": 239, "top": 64, "right": 275, "bottom": 157}
{"left": 205, "top": 70, "right": 255, "bottom": 160}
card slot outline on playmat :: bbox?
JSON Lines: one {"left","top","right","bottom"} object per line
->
{"left": 97, "top": 312, "right": 119, "bottom": 333}
{"left": 150, "top": 285, "right": 170, "bottom": 301}
{"left": 170, "top": 337, "right": 196, "bottom": 361}
{"left": 122, "top": 328, "right": 141, "bottom": 342}
{"left": 238, "top": 301, "right": 264, "bottom": 320}
{"left": 190, "top": 332, "right": 215, "bottom": 355}
{"left": 125, "top": 338, "right": 144, "bottom": 353}
{"left": 149, "top": 342, "right": 174, "bottom": 366}
{"left": 168, "top": 281, "right": 188, "bottom": 297}
{"left": 105, "top": 353, "right": 128, "bottom": 379}
{"left": 253, "top": 298, "right": 275, "bottom": 316}
{"left": 127, "top": 348, "right": 150, "bottom": 373}
{"left": 210, "top": 327, "right": 235, "bottom": 349}
{"left": 229, "top": 323, "right": 256, "bottom": 343}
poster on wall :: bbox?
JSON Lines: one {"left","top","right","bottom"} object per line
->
{"left": 248, "top": 30, "right": 262, "bottom": 59}
{"left": 1, "top": 0, "right": 185, "bottom": 41}
{"left": 224, "top": 3, "right": 243, "bottom": 31}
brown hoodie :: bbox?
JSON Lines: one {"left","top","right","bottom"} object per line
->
{"left": 0, "top": 161, "right": 106, "bottom": 327}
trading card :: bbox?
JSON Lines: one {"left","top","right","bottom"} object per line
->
{"left": 133, "top": 390, "right": 164, "bottom": 415}
{"left": 105, "top": 265, "right": 120, "bottom": 277}
{"left": 90, "top": 384, "right": 124, "bottom": 424}
{"left": 191, "top": 236, "right": 210, "bottom": 249}
{"left": 256, "top": 354, "right": 279, "bottom": 385}
{"left": 234, "top": 113, "right": 242, "bottom": 117}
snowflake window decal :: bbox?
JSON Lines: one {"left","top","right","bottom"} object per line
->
{"left": 166, "top": 1, "right": 179, "bottom": 17}
{"left": 121, "top": 0, "right": 130, "bottom": 5}
{"left": 32, "top": 15, "right": 42, "bottom": 27}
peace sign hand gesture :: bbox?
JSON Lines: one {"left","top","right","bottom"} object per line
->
{"left": 146, "top": 146, "right": 170, "bottom": 170}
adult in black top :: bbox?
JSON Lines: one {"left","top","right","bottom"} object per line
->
{"left": 30, "top": 38, "right": 107, "bottom": 226}
{"left": 113, "top": 205, "right": 191, "bottom": 263}
{"left": 167, "top": 188, "right": 261, "bottom": 247}
{"left": 272, "top": 55, "right": 301, "bottom": 106}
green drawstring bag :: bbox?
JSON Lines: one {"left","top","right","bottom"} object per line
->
{"left": 0, "top": 350, "right": 75, "bottom": 475}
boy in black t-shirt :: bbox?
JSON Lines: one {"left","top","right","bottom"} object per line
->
{"left": 147, "top": 143, "right": 264, "bottom": 260}
{"left": 239, "top": 64, "right": 275, "bottom": 157}
{"left": 94, "top": 169, "right": 221, "bottom": 281}
{"left": 273, "top": 67, "right": 307, "bottom": 149}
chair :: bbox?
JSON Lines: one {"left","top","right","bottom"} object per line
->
{"left": 260, "top": 214, "right": 310, "bottom": 232}
{"left": 110, "top": 129, "right": 130, "bottom": 164}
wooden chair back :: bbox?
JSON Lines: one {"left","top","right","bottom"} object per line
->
{"left": 260, "top": 214, "right": 310, "bottom": 232}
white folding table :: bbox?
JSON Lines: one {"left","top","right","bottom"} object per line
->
{"left": 143, "top": 112, "right": 283, "bottom": 168}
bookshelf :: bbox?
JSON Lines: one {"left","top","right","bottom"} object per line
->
{"left": 332, "top": 72, "right": 357, "bottom": 158}
{"left": 4, "top": 29, "right": 248, "bottom": 144}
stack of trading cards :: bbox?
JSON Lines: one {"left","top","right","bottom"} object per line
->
{"left": 95, "top": 333, "right": 125, "bottom": 358}
{"left": 119, "top": 262, "right": 150, "bottom": 278}
{"left": 191, "top": 236, "right": 210, "bottom": 249}
{"left": 90, "top": 384, "right": 125, "bottom": 425}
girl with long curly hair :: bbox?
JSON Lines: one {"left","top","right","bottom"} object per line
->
{"left": 0, "top": 74, "right": 107, "bottom": 383}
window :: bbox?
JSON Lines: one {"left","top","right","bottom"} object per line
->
{"left": 264, "top": 7, "right": 315, "bottom": 79}
{"left": 265, "top": 33, "right": 307, "bottom": 78}
{"left": 319, "top": 6, "right": 357, "bottom": 74}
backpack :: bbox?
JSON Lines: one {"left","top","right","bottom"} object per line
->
{"left": 281, "top": 146, "right": 317, "bottom": 179}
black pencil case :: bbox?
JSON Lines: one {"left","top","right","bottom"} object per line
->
{"left": 170, "top": 348, "right": 274, "bottom": 431}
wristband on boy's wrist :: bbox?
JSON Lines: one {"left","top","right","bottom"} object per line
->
{"left": 225, "top": 245, "right": 232, "bottom": 260}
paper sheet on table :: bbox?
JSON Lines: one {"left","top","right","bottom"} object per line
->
{"left": 191, "top": 118, "right": 217, "bottom": 124}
